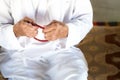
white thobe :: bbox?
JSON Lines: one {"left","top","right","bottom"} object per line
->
{"left": 0, "top": 0, "right": 93, "bottom": 80}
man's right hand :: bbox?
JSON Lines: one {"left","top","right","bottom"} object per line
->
{"left": 13, "top": 17, "right": 38, "bottom": 37}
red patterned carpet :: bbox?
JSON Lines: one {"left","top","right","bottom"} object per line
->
{"left": 0, "top": 26, "right": 120, "bottom": 80}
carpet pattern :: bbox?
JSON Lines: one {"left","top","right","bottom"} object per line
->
{"left": 77, "top": 26, "right": 120, "bottom": 80}
{"left": 0, "top": 26, "right": 120, "bottom": 80}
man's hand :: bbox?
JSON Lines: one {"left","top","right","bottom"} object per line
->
{"left": 13, "top": 17, "right": 38, "bottom": 37}
{"left": 43, "top": 20, "right": 68, "bottom": 41}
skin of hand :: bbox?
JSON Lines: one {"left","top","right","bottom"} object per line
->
{"left": 43, "top": 20, "right": 68, "bottom": 41}
{"left": 13, "top": 17, "right": 38, "bottom": 37}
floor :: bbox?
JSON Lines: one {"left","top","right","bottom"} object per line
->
{"left": 77, "top": 26, "right": 120, "bottom": 80}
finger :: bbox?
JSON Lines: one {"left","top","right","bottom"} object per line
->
{"left": 23, "top": 17, "right": 34, "bottom": 23}
{"left": 26, "top": 28, "right": 38, "bottom": 38}
{"left": 28, "top": 26, "right": 38, "bottom": 33}
{"left": 43, "top": 25, "right": 56, "bottom": 33}
{"left": 32, "top": 26, "right": 39, "bottom": 30}
{"left": 44, "top": 30, "right": 58, "bottom": 40}
{"left": 43, "top": 20, "right": 59, "bottom": 33}
{"left": 45, "top": 34, "right": 57, "bottom": 41}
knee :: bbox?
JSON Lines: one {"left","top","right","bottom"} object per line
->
{"left": 54, "top": 69, "right": 88, "bottom": 80}
{"left": 64, "top": 71, "right": 88, "bottom": 80}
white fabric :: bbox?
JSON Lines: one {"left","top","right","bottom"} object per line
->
{"left": 0, "top": 0, "right": 93, "bottom": 80}
{"left": 2, "top": 47, "right": 88, "bottom": 80}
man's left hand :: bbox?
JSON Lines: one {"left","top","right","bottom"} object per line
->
{"left": 43, "top": 20, "right": 68, "bottom": 41}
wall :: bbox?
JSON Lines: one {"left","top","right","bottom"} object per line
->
{"left": 91, "top": 0, "right": 120, "bottom": 22}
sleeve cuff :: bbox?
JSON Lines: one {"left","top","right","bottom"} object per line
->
{"left": 65, "top": 22, "right": 92, "bottom": 48}
{"left": 0, "top": 25, "right": 23, "bottom": 50}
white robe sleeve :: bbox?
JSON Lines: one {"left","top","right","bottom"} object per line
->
{"left": 65, "top": 0, "right": 93, "bottom": 48}
{"left": 0, "top": 0, "right": 23, "bottom": 50}
{"left": 0, "top": 25, "right": 23, "bottom": 50}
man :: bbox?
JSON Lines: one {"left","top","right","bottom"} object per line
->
{"left": 0, "top": 0, "right": 93, "bottom": 80}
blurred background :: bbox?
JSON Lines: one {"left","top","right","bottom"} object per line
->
{"left": 91, "top": 0, "right": 120, "bottom": 22}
